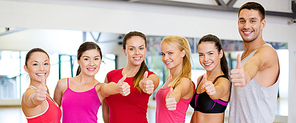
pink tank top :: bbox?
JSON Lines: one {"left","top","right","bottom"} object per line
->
{"left": 61, "top": 78, "right": 101, "bottom": 123}
{"left": 26, "top": 97, "right": 61, "bottom": 123}
{"left": 155, "top": 86, "right": 193, "bottom": 123}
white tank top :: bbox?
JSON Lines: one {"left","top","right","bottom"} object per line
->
{"left": 229, "top": 43, "right": 279, "bottom": 123}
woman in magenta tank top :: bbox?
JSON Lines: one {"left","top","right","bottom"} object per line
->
{"left": 155, "top": 36, "right": 195, "bottom": 123}
{"left": 54, "top": 42, "right": 131, "bottom": 123}
{"left": 103, "top": 31, "right": 160, "bottom": 123}
{"left": 21, "top": 48, "right": 61, "bottom": 123}
{"left": 190, "top": 34, "right": 231, "bottom": 123}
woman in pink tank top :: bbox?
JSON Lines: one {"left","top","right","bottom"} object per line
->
{"left": 21, "top": 48, "right": 61, "bottom": 123}
{"left": 54, "top": 42, "right": 131, "bottom": 123}
{"left": 155, "top": 36, "right": 195, "bottom": 123}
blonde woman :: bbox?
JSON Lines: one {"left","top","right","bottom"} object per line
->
{"left": 155, "top": 36, "right": 195, "bottom": 123}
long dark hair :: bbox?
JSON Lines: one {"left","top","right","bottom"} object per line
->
{"left": 76, "top": 42, "right": 102, "bottom": 76}
{"left": 198, "top": 34, "right": 229, "bottom": 79}
{"left": 122, "top": 31, "right": 148, "bottom": 92}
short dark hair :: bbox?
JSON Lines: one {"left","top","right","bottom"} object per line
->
{"left": 238, "top": 2, "right": 265, "bottom": 20}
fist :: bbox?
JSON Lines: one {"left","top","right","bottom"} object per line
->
{"left": 116, "top": 74, "right": 131, "bottom": 96}
{"left": 140, "top": 71, "right": 154, "bottom": 94}
{"left": 165, "top": 87, "right": 176, "bottom": 110}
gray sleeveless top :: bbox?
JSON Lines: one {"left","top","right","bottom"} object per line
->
{"left": 229, "top": 43, "right": 279, "bottom": 123}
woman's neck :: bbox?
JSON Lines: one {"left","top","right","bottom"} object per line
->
{"left": 76, "top": 74, "right": 95, "bottom": 84}
{"left": 169, "top": 63, "right": 183, "bottom": 79}
{"left": 206, "top": 68, "right": 224, "bottom": 81}
{"left": 123, "top": 63, "right": 141, "bottom": 77}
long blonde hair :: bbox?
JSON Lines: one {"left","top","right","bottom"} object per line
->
{"left": 161, "top": 36, "right": 192, "bottom": 87}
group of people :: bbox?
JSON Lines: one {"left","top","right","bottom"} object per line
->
{"left": 21, "top": 2, "right": 280, "bottom": 123}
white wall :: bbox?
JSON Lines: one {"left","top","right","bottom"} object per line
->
{"left": 0, "top": 0, "right": 296, "bottom": 122}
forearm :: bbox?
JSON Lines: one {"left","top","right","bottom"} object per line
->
{"left": 102, "top": 100, "right": 109, "bottom": 123}
{"left": 209, "top": 86, "right": 226, "bottom": 100}
{"left": 101, "top": 82, "right": 120, "bottom": 97}
{"left": 171, "top": 91, "right": 182, "bottom": 103}
{"left": 244, "top": 56, "right": 261, "bottom": 83}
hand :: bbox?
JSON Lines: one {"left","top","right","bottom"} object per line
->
{"left": 116, "top": 74, "right": 130, "bottom": 96}
{"left": 230, "top": 54, "right": 247, "bottom": 87}
{"left": 35, "top": 75, "right": 47, "bottom": 102}
{"left": 165, "top": 87, "right": 176, "bottom": 110}
{"left": 140, "top": 71, "right": 154, "bottom": 94}
{"left": 201, "top": 74, "right": 216, "bottom": 96}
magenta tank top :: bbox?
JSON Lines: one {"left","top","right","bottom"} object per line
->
{"left": 61, "top": 78, "right": 101, "bottom": 123}
{"left": 155, "top": 86, "right": 193, "bottom": 123}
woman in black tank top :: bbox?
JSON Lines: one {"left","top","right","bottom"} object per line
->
{"left": 190, "top": 34, "right": 231, "bottom": 123}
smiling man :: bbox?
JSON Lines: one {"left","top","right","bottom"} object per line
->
{"left": 228, "top": 2, "right": 280, "bottom": 123}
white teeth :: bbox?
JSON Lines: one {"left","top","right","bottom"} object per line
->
{"left": 166, "top": 61, "right": 172, "bottom": 65}
{"left": 134, "top": 57, "right": 141, "bottom": 60}
{"left": 205, "top": 63, "right": 211, "bottom": 66}
{"left": 37, "top": 73, "right": 45, "bottom": 76}
{"left": 244, "top": 31, "right": 252, "bottom": 35}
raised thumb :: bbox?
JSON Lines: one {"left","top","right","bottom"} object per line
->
{"left": 236, "top": 53, "right": 243, "bottom": 69}
{"left": 41, "top": 75, "right": 46, "bottom": 86}
{"left": 118, "top": 74, "right": 127, "bottom": 86}
{"left": 143, "top": 71, "right": 148, "bottom": 82}
{"left": 166, "top": 87, "right": 173, "bottom": 99}
{"left": 202, "top": 73, "right": 208, "bottom": 82}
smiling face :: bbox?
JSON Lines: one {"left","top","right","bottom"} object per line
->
{"left": 78, "top": 49, "right": 101, "bottom": 76}
{"left": 161, "top": 42, "right": 185, "bottom": 70}
{"left": 238, "top": 9, "right": 265, "bottom": 43}
{"left": 123, "top": 36, "right": 147, "bottom": 66}
{"left": 24, "top": 52, "right": 50, "bottom": 83}
{"left": 198, "top": 42, "right": 222, "bottom": 72}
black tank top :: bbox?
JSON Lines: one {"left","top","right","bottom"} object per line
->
{"left": 190, "top": 75, "right": 229, "bottom": 113}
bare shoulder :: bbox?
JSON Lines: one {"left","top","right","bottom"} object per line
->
{"left": 55, "top": 78, "right": 68, "bottom": 91}
{"left": 216, "top": 77, "right": 230, "bottom": 83}
{"left": 22, "top": 88, "right": 35, "bottom": 107}
{"left": 255, "top": 45, "right": 279, "bottom": 69}
{"left": 95, "top": 81, "right": 104, "bottom": 91}
{"left": 256, "top": 45, "right": 278, "bottom": 60}
{"left": 215, "top": 77, "right": 231, "bottom": 86}
{"left": 196, "top": 75, "right": 203, "bottom": 83}
{"left": 148, "top": 73, "right": 159, "bottom": 79}
{"left": 178, "top": 77, "right": 193, "bottom": 87}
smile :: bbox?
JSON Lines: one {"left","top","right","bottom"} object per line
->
{"left": 36, "top": 73, "right": 46, "bottom": 76}
{"left": 133, "top": 56, "right": 142, "bottom": 61}
{"left": 204, "top": 62, "right": 213, "bottom": 67}
{"left": 243, "top": 30, "right": 253, "bottom": 35}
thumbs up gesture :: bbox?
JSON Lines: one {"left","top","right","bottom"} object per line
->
{"left": 165, "top": 87, "right": 176, "bottom": 110}
{"left": 230, "top": 54, "right": 247, "bottom": 87}
{"left": 35, "top": 75, "right": 47, "bottom": 102}
{"left": 140, "top": 71, "right": 154, "bottom": 94}
{"left": 116, "top": 74, "right": 130, "bottom": 96}
{"left": 201, "top": 74, "right": 216, "bottom": 96}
